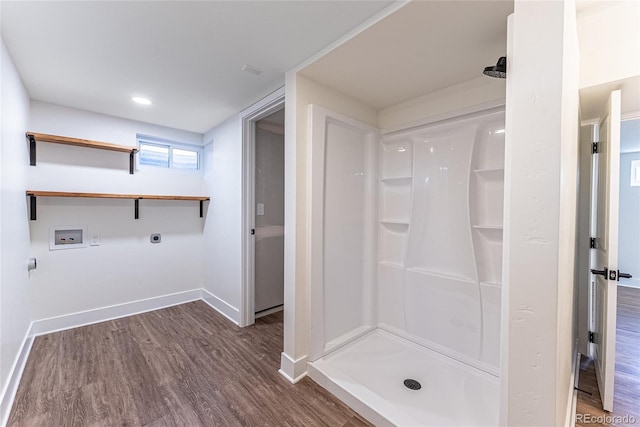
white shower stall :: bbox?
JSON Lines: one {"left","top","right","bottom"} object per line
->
{"left": 307, "top": 104, "right": 505, "bottom": 426}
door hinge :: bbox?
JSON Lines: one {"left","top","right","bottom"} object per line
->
{"left": 592, "top": 142, "right": 598, "bottom": 154}
{"left": 251, "top": 229, "right": 255, "bottom": 235}
{"left": 590, "top": 237, "right": 596, "bottom": 249}
{"left": 589, "top": 331, "right": 595, "bottom": 343}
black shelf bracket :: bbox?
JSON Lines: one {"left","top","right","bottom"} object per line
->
{"left": 29, "top": 195, "right": 37, "bottom": 220}
{"left": 134, "top": 199, "right": 139, "bottom": 219}
{"left": 129, "top": 151, "right": 135, "bottom": 174}
{"left": 200, "top": 200, "right": 204, "bottom": 218}
{"left": 28, "top": 134, "right": 37, "bottom": 166}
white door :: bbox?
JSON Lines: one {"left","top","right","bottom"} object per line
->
{"left": 590, "top": 90, "right": 622, "bottom": 411}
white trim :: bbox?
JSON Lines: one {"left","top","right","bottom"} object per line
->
{"left": 255, "top": 305, "right": 283, "bottom": 319}
{"left": 278, "top": 352, "right": 308, "bottom": 384}
{"left": 567, "top": 349, "right": 581, "bottom": 427}
{"left": 0, "top": 326, "right": 34, "bottom": 427}
{"left": 380, "top": 99, "right": 506, "bottom": 136}
{"left": 201, "top": 289, "right": 240, "bottom": 325}
{"left": 30, "top": 289, "right": 202, "bottom": 336}
{"left": 240, "top": 87, "right": 285, "bottom": 327}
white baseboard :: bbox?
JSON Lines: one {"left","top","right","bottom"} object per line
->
{"left": 566, "top": 347, "right": 581, "bottom": 427}
{"left": 201, "top": 289, "right": 240, "bottom": 325}
{"left": 0, "top": 325, "right": 34, "bottom": 427}
{"left": 255, "top": 305, "right": 283, "bottom": 319}
{"left": 30, "top": 289, "right": 203, "bottom": 336}
{"left": 279, "top": 352, "right": 307, "bottom": 383}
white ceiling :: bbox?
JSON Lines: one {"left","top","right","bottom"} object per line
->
{"left": 0, "top": 0, "right": 394, "bottom": 134}
{"left": 300, "top": 1, "right": 513, "bottom": 110}
{"left": 579, "top": 75, "right": 640, "bottom": 123}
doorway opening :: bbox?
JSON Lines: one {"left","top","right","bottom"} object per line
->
{"left": 612, "top": 117, "right": 640, "bottom": 416}
{"left": 241, "top": 89, "right": 285, "bottom": 327}
{"left": 253, "top": 109, "right": 285, "bottom": 319}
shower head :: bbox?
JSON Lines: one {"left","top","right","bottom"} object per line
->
{"left": 483, "top": 56, "right": 507, "bottom": 79}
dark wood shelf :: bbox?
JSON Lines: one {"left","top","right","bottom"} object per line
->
{"left": 26, "top": 132, "right": 139, "bottom": 174}
{"left": 26, "top": 191, "right": 210, "bottom": 220}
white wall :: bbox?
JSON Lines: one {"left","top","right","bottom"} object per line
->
{"left": 378, "top": 76, "right": 506, "bottom": 131}
{"left": 0, "top": 38, "right": 32, "bottom": 422}
{"left": 577, "top": 1, "right": 640, "bottom": 89}
{"left": 281, "top": 74, "right": 377, "bottom": 380}
{"left": 26, "top": 102, "right": 205, "bottom": 320}
{"left": 619, "top": 151, "right": 640, "bottom": 287}
{"left": 202, "top": 114, "right": 243, "bottom": 321}
{"left": 501, "top": 1, "right": 580, "bottom": 425}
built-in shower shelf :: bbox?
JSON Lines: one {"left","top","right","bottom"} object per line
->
{"left": 474, "top": 168, "right": 504, "bottom": 176}
{"left": 405, "top": 267, "right": 476, "bottom": 285}
{"left": 380, "top": 220, "right": 409, "bottom": 226}
{"left": 473, "top": 225, "right": 503, "bottom": 230}
{"left": 380, "top": 176, "right": 412, "bottom": 183}
{"left": 378, "top": 261, "right": 404, "bottom": 269}
{"left": 480, "top": 282, "right": 502, "bottom": 288}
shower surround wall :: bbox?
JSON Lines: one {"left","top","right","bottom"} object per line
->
{"left": 378, "top": 108, "right": 504, "bottom": 372}
{"left": 308, "top": 106, "right": 505, "bottom": 425}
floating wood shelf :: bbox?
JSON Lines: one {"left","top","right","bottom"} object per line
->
{"left": 26, "top": 191, "right": 210, "bottom": 220}
{"left": 26, "top": 132, "right": 139, "bottom": 174}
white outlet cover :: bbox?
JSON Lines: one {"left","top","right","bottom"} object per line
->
{"left": 257, "top": 203, "right": 265, "bottom": 216}
{"left": 90, "top": 234, "right": 100, "bottom": 246}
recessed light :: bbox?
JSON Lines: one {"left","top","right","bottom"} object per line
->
{"left": 132, "top": 96, "right": 152, "bottom": 105}
{"left": 242, "top": 64, "right": 262, "bottom": 75}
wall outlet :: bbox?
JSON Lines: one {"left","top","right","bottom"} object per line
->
{"left": 90, "top": 234, "right": 100, "bottom": 246}
{"left": 257, "top": 203, "right": 265, "bottom": 216}
{"left": 150, "top": 234, "right": 161, "bottom": 244}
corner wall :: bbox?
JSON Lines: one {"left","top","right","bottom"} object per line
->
{"left": 202, "top": 114, "right": 243, "bottom": 323}
{"left": 0, "top": 37, "right": 32, "bottom": 424}
{"left": 501, "top": 1, "right": 580, "bottom": 425}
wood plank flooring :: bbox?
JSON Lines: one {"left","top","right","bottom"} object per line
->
{"left": 575, "top": 285, "right": 640, "bottom": 426}
{"left": 8, "top": 302, "right": 371, "bottom": 427}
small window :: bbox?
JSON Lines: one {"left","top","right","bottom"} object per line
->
{"left": 172, "top": 148, "right": 199, "bottom": 169}
{"left": 139, "top": 142, "right": 170, "bottom": 168}
{"left": 137, "top": 135, "right": 201, "bottom": 170}
{"left": 631, "top": 160, "right": 640, "bottom": 187}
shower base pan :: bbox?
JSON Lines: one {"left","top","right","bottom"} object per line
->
{"left": 308, "top": 329, "right": 499, "bottom": 426}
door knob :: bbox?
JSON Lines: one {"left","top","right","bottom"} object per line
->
{"left": 591, "top": 268, "right": 608, "bottom": 277}
{"left": 618, "top": 271, "right": 633, "bottom": 280}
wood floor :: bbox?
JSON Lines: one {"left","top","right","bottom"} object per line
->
{"left": 8, "top": 302, "right": 371, "bottom": 427}
{"left": 575, "top": 285, "right": 640, "bottom": 426}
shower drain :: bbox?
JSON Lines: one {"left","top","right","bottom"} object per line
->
{"left": 403, "top": 379, "right": 422, "bottom": 390}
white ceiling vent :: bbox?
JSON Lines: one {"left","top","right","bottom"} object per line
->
{"left": 242, "top": 64, "right": 263, "bottom": 75}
